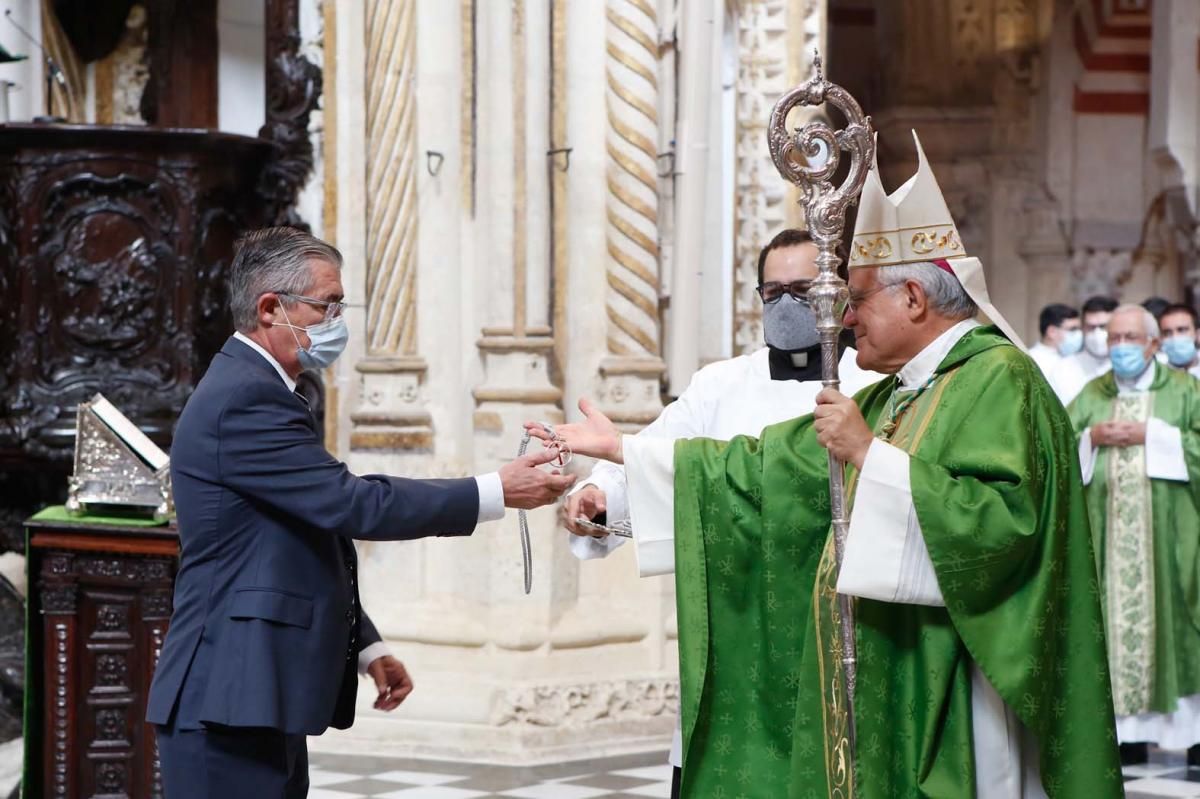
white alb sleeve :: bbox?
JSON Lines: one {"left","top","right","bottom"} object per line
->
{"left": 566, "top": 460, "right": 630, "bottom": 560}
{"left": 1078, "top": 428, "right": 1097, "bottom": 486}
{"left": 836, "top": 439, "right": 945, "bottom": 607}
{"left": 624, "top": 435, "right": 678, "bottom": 577}
{"left": 566, "top": 366, "right": 715, "bottom": 565}
{"left": 1146, "top": 417, "right": 1188, "bottom": 482}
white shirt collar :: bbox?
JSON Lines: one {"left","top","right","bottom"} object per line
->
{"left": 897, "top": 319, "right": 982, "bottom": 391}
{"left": 1116, "top": 359, "right": 1157, "bottom": 395}
{"left": 233, "top": 331, "right": 297, "bottom": 392}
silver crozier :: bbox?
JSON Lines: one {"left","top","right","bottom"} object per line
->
{"left": 767, "top": 54, "right": 875, "bottom": 782}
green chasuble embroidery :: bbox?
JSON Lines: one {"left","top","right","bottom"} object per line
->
{"left": 674, "top": 326, "right": 1122, "bottom": 799}
{"left": 1068, "top": 364, "right": 1200, "bottom": 717}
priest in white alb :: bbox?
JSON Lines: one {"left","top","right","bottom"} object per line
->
{"left": 562, "top": 228, "right": 880, "bottom": 797}
{"left": 1068, "top": 303, "right": 1200, "bottom": 767}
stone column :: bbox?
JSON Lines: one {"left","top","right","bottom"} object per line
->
{"left": 1148, "top": 0, "right": 1200, "bottom": 300}
{"left": 731, "top": 0, "right": 824, "bottom": 355}
{"left": 598, "top": 0, "right": 665, "bottom": 427}
{"left": 350, "top": 0, "right": 435, "bottom": 453}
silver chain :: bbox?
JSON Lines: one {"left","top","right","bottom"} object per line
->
{"left": 516, "top": 423, "right": 572, "bottom": 595}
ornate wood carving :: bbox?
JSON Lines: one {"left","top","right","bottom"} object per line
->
{"left": 47, "top": 619, "right": 74, "bottom": 799}
{"left": 140, "top": 589, "right": 173, "bottom": 621}
{"left": 0, "top": 125, "right": 269, "bottom": 464}
{"left": 41, "top": 585, "right": 78, "bottom": 615}
{"left": 258, "top": 0, "right": 323, "bottom": 229}
{"left": 29, "top": 520, "right": 179, "bottom": 799}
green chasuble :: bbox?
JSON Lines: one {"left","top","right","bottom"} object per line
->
{"left": 673, "top": 326, "right": 1122, "bottom": 798}
{"left": 1067, "top": 363, "right": 1200, "bottom": 718}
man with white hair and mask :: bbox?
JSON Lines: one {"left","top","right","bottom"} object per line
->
{"left": 1068, "top": 304, "right": 1200, "bottom": 767}
{"left": 534, "top": 133, "right": 1121, "bottom": 797}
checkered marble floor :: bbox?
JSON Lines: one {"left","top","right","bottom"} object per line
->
{"left": 307, "top": 750, "right": 673, "bottom": 799}
{"left": 1126, "top": 751, "right": 1200, "bottom": 799}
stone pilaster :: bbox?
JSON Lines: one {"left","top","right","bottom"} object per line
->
{"left": 351, "top": 0, "right": 434, "bottom": 452}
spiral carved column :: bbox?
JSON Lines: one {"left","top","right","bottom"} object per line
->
{"left": 351, "top": 0, "right": 434, "bottom": 452}
{"left": 599, "top": 0, "right": 664, "bottom": 428}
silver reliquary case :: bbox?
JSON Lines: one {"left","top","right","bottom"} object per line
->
{"left": 66, "top": 393, "right": 173, "bottom": 522}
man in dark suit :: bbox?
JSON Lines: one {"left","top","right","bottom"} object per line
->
{"left": 147, "top": 228, "right": 574, "bottom": 798}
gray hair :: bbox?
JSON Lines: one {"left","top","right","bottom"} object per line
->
{"left": 1110, "top": 303, "right": 1160, "bottom": 339}
{"left": 228, "top": 227, "right": 343, "bottom": 332}
{"left": 876, "top": 261, "right": 978, "bottom": 320}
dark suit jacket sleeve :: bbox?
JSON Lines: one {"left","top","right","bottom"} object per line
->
{"left": 217, "top": 380, "right": 480, "bottom": 539}
{"left": 358, "top": 610, "right": 382, "bottom": 652}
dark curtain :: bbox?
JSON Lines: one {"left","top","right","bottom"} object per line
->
{"left": 51, "top": 0, "right": 136, "bottom": 63}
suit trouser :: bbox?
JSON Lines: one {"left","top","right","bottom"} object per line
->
{"left": 155, "top": 720, "right": 309, "bottom": 799}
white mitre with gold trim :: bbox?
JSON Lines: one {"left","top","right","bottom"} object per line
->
{"left": 849, "top": 131, "right": 1025, "bottom": 350}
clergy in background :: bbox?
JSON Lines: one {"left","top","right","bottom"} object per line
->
{"left": 533, "top": 132, "right": 1122, "bottom": 797}
{"left": 1068, "top": 304, "right": 1200, "bottom": 766}
{"left": 1050, "top": 295, "right": 1117, "bottom": 404}
{"left": 1028, "top": 302, "right": 1081, "bottom": 379}
{"left": 1159, "top": 303, "right": 1200, "bottom": 379}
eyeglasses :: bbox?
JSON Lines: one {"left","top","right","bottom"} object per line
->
{"left": 756, "top": 280, "right": 812, "bottom": 304}
{"left": 836, "top": 284, "right": 896, "bottom": 317}
{"left": 274, "top": 291, "right": 347, "bottom": 320}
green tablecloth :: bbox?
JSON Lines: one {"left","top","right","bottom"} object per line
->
{"left": 27, "top": 505, "right": 171, "bottom": 528}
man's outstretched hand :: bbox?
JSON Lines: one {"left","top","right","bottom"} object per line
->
{"left": 499, "top": 449, "right": 578, "bottom": 509}
{"left": 525, "top": 399, "right": 623, "bottom": 464}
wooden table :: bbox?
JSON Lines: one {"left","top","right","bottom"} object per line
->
{"left": 25, "top": 510, "right": 179, "bottom": 799}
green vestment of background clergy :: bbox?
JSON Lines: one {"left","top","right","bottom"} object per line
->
{"left": 672, "top": 326, "right": 1122, "bottom": 798}
{"left": 1068, "top": 363, "right": 1200, "bottom": 718}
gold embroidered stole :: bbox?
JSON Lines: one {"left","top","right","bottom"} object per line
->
{"left": 1104, "top": 392, "right": 1156, "bottom": 715}
{"left": 812, "top": 370, "right": 960, "bottom": 797}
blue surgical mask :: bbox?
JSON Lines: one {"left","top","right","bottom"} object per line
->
{"left": 1057, "top": 329, "right": 1083, "bottom": 357}
{"left": 1163, "top": 335, "right": 1197, "bottom": 368}
{"left": 278, "top": 307, "right": 349, "bottom": 370}
{"left": 1109, "top": 343, "right": 1150, "bottom": 380}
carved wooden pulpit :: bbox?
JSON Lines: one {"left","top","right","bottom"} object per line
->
{"left": 0, "top": 1, "right": 326, "bottom": 797}
{"left": 25, "top": 509, "right": 178, "bottom": 799}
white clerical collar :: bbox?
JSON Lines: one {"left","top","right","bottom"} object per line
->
{"left": 1115, "top": 359, "right": 1157, "bottom": 395}
{"left": 897, "top": 318, "right": 982, "bottom": 391}
{"left": 233, "top": 331, "right": 297, "bottom": 392}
